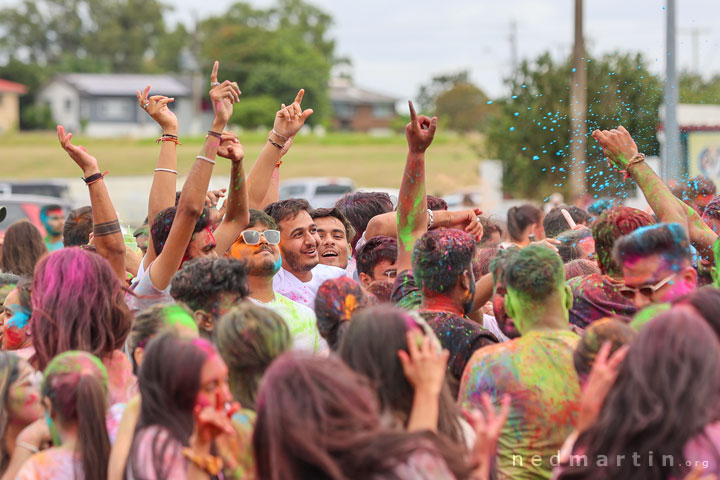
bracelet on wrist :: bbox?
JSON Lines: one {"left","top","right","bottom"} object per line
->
{"left": 619, "top": 153, "right": 645, "bottom": 180}
{"left": 207, "top": 130, "right": 222, "bottom": 139}
{"left": 82, "top": 171, "right": 108, "bottom": 186}
{"left": 182, "top": 447, "right": 223, "bottom": 476}
{"left": 154, "top": 168, "right": 178, "bottom": 174}
{"left": 196, "top": 155, "right": 216, "bottom": 165}
{"left": 271, "top": 128, "right": 289, "bottom": 141}
{"left": 268, "top": 137, "right": 285, "bottom": 149}
{"left": 427, "top": 209, "right": 435, "bottom": 228}
{"left": 156, "top": 135, "right": 181, "bottom": 145}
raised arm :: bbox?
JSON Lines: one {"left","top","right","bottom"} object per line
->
{"left": 147, "top": 61, "right": 240, "bottom": 290}
{"left": 366, "top": 208, "right": 484, "bottom": 242}
{"left": 57, "top": 126, "right": 126, "bottom": 281}
{"left": 396, "top": 101, "right": 437, "bottom": 273}
{"left": 592, "top": 126, "right": 717, "bottom": 260}
{"left": 247, "top": 90, "right": 312, "bottom": 209}
{"left": 136, "top": 86, "right": 180, "bottom": 269}
{"left": 213, "top": 131, "right": 250, "bottom": 255}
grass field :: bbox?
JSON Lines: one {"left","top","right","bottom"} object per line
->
{"left": 0, "top": 131, "right": 484, "bottom": 195}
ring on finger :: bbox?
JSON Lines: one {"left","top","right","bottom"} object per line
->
{"left": 210, "top": 82, "right": 221, "bottom": 87}
{"left": 143, "top": 103, "right": 150, "bottom": 109}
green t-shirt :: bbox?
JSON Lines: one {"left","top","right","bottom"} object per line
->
{"left": 250, "top": 293, "right": 326, "bottom": 354}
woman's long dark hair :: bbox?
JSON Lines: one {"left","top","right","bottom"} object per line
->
{"left": 0, "top": 352, "right": 20, "bottom": 473}
{"left": 507, "top": 204, "right": 541, "bottom": 242}
{"left": 339, "top": 306, "right": 466, "bottom": 446}
{"left": 42, "top": 351, "right": 110, "bottom": 480}
{"left": 559, "top": 307, "right": 720, "bottom": 480}
{"left": 253, "top": 352, "right": 471, "bottom": 480}
{"left": 0, "top": 220, "right": 47, "bottom": 276}
{"left": 128, "top": 333, "right": 209, "bottom": 480}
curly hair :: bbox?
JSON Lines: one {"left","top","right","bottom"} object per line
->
{"left": 592, "top": 206, "right": 655, "bottom": 276}
{"left": 216, "top": 303, "right": 290, "bottom": 410}
{"left": 412, "top": 229, "right": 475, "bottom": 294}
{"left": 356, "top": 235, "right": 397, "bottom": 278}
{"left": 505, "top": 244, "right": 565, "bottom": 302}
{"left": 31, "top": 248, "right": 132, "bottom": 371}
{"left": 170, "top": 257, "right": 249, "bottom": 312}
{"left": 1, "top": 220, "right": 47, "bottom": 276}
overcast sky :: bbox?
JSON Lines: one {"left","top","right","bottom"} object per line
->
{"left": 5, "top": 0, "right": 719, "bottom": 108}
{"left": 165, "top": 0, "right": 720, "bottom": 109}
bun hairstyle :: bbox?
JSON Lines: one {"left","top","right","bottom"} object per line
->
{"left": 507, "top": 204, "right": 542, "bottom": 242}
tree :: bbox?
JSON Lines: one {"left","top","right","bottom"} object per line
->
{"left": 680, "top": 73, "right": 720, "bottom": 104}
{"left": 435, "top": 82, "right": 494, "bottom": 132}
{"left": 416, "top": 71, "right": 471, "bottom": 113}
{"left": 197, "top": 0, "right": 334, "bottom": 127}
{"left": 486, "top": 51, "right": 663, "bottom": 200}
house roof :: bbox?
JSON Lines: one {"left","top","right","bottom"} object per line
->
{"left": 54, "top": 73, "right": 190, "bottom": 96}
{"left": 329, "top": 79, "right": 397, "bottom": 105}
{"left": 0, "top": 79, "right": 28, "bottom": 94}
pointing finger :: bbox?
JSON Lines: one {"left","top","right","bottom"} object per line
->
{"left": 408, "top": 100, "right": 417, "bottom": 124}
{"left": 210, "top": 61, "right": 219, "bottom": 83}
{"left": 294, "top": 88, "right": 305, "bottom": 105}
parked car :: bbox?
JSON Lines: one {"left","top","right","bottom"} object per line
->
{"left": 0, "top": 194, "right": 73, "bottom": 234}
{"left": 279, "top": 177, "right": 355, "bottom": 208}
{"left": 0, "top": 180, "right": 70, "bottom": 200}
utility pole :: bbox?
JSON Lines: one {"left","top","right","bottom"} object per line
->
{"left": 664, "top": 0, "right": 681, "bottom": 181}
{"left": 569, "top": 0, "right": 587, "bottom": 199}
{"left": 509, "top": 19, "right": 518, "bottom": 78}
{"left": 679, "top": 27, "right": 710, "bottom": 74}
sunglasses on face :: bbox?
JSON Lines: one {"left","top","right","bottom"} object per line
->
{"left": 240, "top": 229, "right": 281, "bottom": 245}
{"left": 619, "top": 272, "right": 678, "bottom": 300}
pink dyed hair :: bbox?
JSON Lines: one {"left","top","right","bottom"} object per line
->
{"left": 30, "top": 248, "right": 132, "bottom": 371}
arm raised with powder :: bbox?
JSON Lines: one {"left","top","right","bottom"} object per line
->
{"left": 396, "top": 101, "right": 436, "bottom": 273}
{"left": 137, "top": 86, "right": 180, "bottom": 270}
{"left": 247, "top": 90, "right": 312, "bottom": 209}
{"left": 592, "top": 126, "right": 717, "bottom": 260}
{"left": 213, "top": 131, "right": 249, "bottom": 255}
{"left": 148, "top": 61, "right": 240, "bottom": 291}
{"left": 57, "top": 126, "right": 126, "bottom": 281}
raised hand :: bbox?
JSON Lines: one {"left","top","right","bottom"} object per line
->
{"left": 273, "top": 89, "right": 314, "bottom": 139}
{"left": 406, "top": 101, "right": 437, "bottom": 154}
{"left": 205, "top": 189, "right": 227, "bottom": 209}
{"left": 57, "top": 125, "right": 99, "bottom": 175}
{"left": 577, "top": 341, "right": 628, "bottom": 432}
{"left": 398, "top": 330, "right": 449, "bottom": 396}
{"left": 216, "top": 131, "right": 245, "bottom": 164}
{"left": 136, "top": 85, "right": 177, "bottom": 132}
{"left": 465, "top": 393, "right": 511, "bottom": 477}
{"left": 209, "top": 61, "right": 241, "bottom": 128}
{"left": 449, "top": 208, "right": 484, "bottom": 241}
{"left": 192, "top": 391, "right": 239, "bottom": 446}
{"left": 591, "top": 126, "right": 639, "bottom": 170}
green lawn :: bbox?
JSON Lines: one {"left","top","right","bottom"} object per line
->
{"left": 0, "top": 131, "right": 483, "bottom": 194}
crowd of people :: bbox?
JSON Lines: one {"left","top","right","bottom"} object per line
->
{"left": 1, "top": 62, "right": 720, "bottom": 479}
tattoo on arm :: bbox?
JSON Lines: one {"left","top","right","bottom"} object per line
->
{"left": 94, "top": 220, "right": 121, "bottom": 237}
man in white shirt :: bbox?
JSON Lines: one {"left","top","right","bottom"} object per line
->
{"left": 311, "top": 207, "right": 357, "bottom": 278}
{"left": 228, "top": 209, "right": 326, "bottom": 353}
{"left": 264, "top": 199, "right": 347, "bottom": 309}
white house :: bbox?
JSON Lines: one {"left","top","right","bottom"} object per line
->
{"left": 37, "top": 74, "right": 202, "bottom": 137}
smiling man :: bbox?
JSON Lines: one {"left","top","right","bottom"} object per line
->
{"left": 229, "top": 209, "right": 326, "bottom": 352}
{"left": 310, "top": 207, "right": 356, "bottom": 275}
{"left": 264, "top": 199, "right": 348, "bottom": 309}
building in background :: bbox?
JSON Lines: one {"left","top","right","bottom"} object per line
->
{"left": 37, "top": 74, "right": 203, "bottom": 137}
{"left": 0, "top": 79, "right": 28, "bottom": 134}
{"left": 673, "top": 104, "right": 720, "bottom": 187}
{"left": 329, "top": 78, "right": 397, "bottom": 134}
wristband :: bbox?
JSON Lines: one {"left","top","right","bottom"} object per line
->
{"left": 207, "top": 130, "right": 222, "bottom": 139}
{"left": 427, "top": 209, "right": 435, "bottom": 228}
{"left": 619, "top": 153, "right": 645, "bottom": 180}
{"left": 268, "top": 137, "right": 285, "bottom": 149}
{"left": 83, "top": 171, "right": 109, "bottom": 186}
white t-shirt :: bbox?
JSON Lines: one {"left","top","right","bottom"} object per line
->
{"left": 126, "top": 263, "right": 174, "bottom": 314}
{"left": 249, "top": 293, "right": 327, "bottom": 354}
{"left": 272, "top": 264, "right": 348, "bottom": 310}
